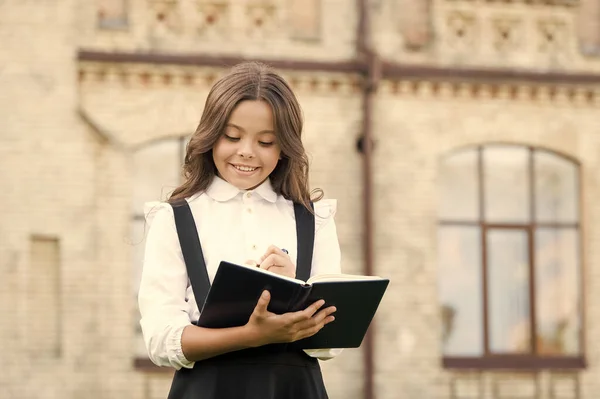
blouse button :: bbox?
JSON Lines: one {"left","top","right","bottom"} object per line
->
{"left": 246, "top": 192, "right": 252, "bottom": 198}
{"left": 247, "top": 208, "right": 252, "bottom": 214}
{"left": 252, "top": 244, "right": 257, "bottom": 250}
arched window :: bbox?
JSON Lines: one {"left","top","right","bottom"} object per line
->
{"left": 131, "top": 135, "right": 189, "bottom": 361}
{"left": 438, "top": 144, "right": 583, "bottom": 369}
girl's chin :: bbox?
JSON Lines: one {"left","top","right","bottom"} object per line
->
{"left": 224, "top": 173, "right": 267, "bottom": 190}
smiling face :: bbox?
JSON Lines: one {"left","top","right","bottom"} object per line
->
{"left": 212, "top": 100, "right": 281, "bottom": 190}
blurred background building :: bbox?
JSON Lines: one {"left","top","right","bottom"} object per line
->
{"left": 2, "top": 0, "right": 600, "bottom": 398}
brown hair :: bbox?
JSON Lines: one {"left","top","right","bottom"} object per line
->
{"left": 168, "top": 61, "right": 322, "bottom": 210}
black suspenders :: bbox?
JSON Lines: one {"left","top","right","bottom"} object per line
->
{"left": 169, "top": 198, "right": 315, "bottom": 312}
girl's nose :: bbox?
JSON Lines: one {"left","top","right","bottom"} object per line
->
{"left": 237, "top": 140, "right": 255, "bottom": 158}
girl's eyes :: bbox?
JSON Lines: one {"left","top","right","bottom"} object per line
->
{"left": 224, "top": 135, "right": 274, "bottom": 147}
{"left": 224, "top": 135, "right": 240, "bottom": 142}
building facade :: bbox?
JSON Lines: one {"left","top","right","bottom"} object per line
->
{"left": 2, "top": 0, "right": 600, "bottom": 398}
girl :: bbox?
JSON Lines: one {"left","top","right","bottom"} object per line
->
{"left": 138, "top": 61, "right": 342, "bottom": 399}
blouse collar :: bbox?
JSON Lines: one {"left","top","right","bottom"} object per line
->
{"left": 205, "top": 176, "right": 278, "bottom": 203}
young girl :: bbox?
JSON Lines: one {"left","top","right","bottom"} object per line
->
{"left": 138, "top": 61, "right": 342, "bottom": 399}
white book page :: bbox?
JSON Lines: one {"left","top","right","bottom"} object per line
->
{"left": 247, "top": 263, "right": 306, "bottom": 285}
{"left": 307, "top": 274, "right": 384, "bottom": 284}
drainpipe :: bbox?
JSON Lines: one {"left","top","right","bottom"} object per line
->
{"left": 356, "top": 1, "right": 379, "bottom": 399}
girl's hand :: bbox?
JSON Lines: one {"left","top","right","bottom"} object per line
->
{"left": 258, "top": 245, "right": 296, "bottom": 278}
{"left": 245, "top": 290, "right": 336, "bottom": 347}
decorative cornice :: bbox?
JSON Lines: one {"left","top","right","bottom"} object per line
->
{"left": 77, "top": 61, "right": 363, "bottom": 95}
{"left": 444, "top": 0, "right": 578, "bottom": 6}
{"left": 77, "top": 50, "right": 364, "bottom": 74}
{"left": 77, "top": 50, "right": 600, "bottom": 104}
{"left": 380, "top": 63, "right": 600, "bottom": 86}
{"left": 78, "top": 50, "right": 600, "bottom": 85}
{"left": 379, "top": 79, "right": 599, "bottom": 106}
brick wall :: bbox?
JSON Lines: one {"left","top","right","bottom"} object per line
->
{"left": 3, "top": 0, "right": 600, "bottom": 398}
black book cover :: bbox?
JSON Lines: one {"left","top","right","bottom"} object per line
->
{"left": 197, "top": 261, "right": 389, "bottom": 349}
{"left": 289, "top": 279, "right": 389, "bottom": 349}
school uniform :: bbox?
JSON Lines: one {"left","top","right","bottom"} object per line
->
{"left": 138, "top": 176, "right": 343, "bottom": 398}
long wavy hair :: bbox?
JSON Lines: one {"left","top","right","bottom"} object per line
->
{"left": 169, "top": 61, "right": 322, "bottom": 210}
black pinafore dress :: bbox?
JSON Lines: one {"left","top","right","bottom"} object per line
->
{"left": 166, "top": 199, "right": 329, "bottom": 399}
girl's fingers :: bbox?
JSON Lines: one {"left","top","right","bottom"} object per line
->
{"left": 295, "top": 306, "right": 336, "bottom": 331}
{"left": 296, "top": 314, "right": 336, "bottom": 341}
{"left": 258, "top": 254, "right": 291, "bottom": 270}
{"left": 252, "top": 290, "right": 271, "bottom": 316}
{"left": 259, "top": 245, "right": 291, "bottom": 263}
{"left": 288, "top": 299, "right": 326, "bottom": 324}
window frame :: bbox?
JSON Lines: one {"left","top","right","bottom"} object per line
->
{"left": 439, "top": 144, "right": 586, "bottom": 370}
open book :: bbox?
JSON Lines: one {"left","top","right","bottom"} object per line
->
{"left": 197, "top": 261, "right": 389, "bottom": 349}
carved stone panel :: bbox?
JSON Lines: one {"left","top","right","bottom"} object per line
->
{"left": 398, "top": 0, "right": 432, "bottom": 50}
{"left": 450, "top": 372, "right": 484, "bottom": 399}
{"left": 538, "top": 17, "right": 568, "bottom": 54}
{"left": 196, "top": 0, "right": 230, "bottom": 38}
{"left": 549, "top": 373, "right": 580, "bottom": 399}
{"left": 288, "top": 0, "right": 320, "bottom": 41}
{"left": 445, "top": 371, "right": 583, "bottom": 399}
{"left": 245, "top": 0, "right": 279, "bottom": 39}
{"left": 577, "top": 0, "right": 600, "bottom": 55}
{"left": 491, "top": 16, "right": 522, "bottom": 53}
{"left": 147, "top": 0, "right": 182, "bottom": 41}
{"left": 435, "top": 1, "right": 580, "bottom": 68}
{"left": 97, "top": 0, "right": 128, "bottom": 29}
{"left": 445, "top": 10, "right": 479, "bottom": 51}
{"left": 492, "top": 373, "right": 539, "bottom": 399}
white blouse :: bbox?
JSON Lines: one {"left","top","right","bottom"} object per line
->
{"left": 138, "top": 176, "right": 343, "bottom": 370}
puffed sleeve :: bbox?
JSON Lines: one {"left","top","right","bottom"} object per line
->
{"left": 303, "top": 199, "right": 344, "bottom": 360}
{"left": 310, "top": 199, "right": 342, "bottom": 277}
{"left": 137, "top": 202, "right": 195, "bottom": 370}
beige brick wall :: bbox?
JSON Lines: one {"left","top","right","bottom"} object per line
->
{"left": 1, "top": 0, "right": 109, "bottom": 397}
{"left": 295, "top": 78, "right": 365, "bottom": 399}
{"left": 372, "top": 83, "right": 600, "bottom": 398}
{"left": 3, "top": 0, "right": 600, "bottom": 398}
{"left": 78, "top": 67, "right": 365, "bottom": 398}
